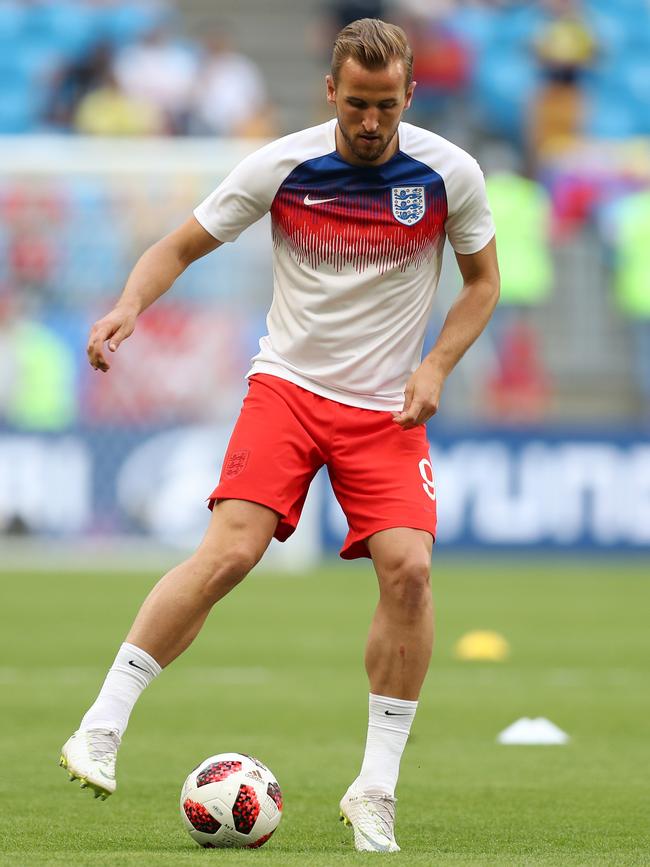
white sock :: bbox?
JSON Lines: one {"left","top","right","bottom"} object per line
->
{"left": 354, "top": 693, "right": 418, "bottom": 798}
{"left": 79, "top": 642, "right": 161, "bottom": 738}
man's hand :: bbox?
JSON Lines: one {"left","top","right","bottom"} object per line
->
{"left": 86, "top": 305, "right": 137, "bottom": 372}
{"left": 392, "top": 358, "right": 446, "bottom": 429}
{"left": 393, "top": 238, "right": 500, "bottom": 428}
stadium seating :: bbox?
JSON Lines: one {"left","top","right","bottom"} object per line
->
{"left": 472, "top": 48, "right": 537, "bottom": 142}
{"left": 0, "top": 0, "right": 168, "bottom": 133}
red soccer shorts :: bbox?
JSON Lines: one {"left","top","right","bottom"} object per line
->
{"left": 209, "top": 373, "right": 437, "bottom": 559}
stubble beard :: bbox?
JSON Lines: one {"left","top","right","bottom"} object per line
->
{"left": 338, "top": 119, "right": 398, "bottom": 164}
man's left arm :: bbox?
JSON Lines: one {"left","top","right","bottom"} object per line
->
{"left": 393, "top": 236, "right": 500, "bottom": 429}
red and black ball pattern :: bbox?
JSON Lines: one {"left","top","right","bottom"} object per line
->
{"left": 196, "top": 760, "right": 242, "bottom": 787}
{"left": 267, "top": 781, "right": 283, "bottom": 811}
{"left": 183, "top": 799, "right": 221, "bottom": 834}
{"left": 232, "top": 784, "right": 261, "bottom": 834}
{"left": 247, "top": 829, "right": 276, "bottom": 849}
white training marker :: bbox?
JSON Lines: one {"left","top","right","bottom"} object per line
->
{"left": 497, "top": 717, "right": 570, "bottom": 745}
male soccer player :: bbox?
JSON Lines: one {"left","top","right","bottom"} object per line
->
{"left": 60, "top": 18, "right": 499, "bottom": 853}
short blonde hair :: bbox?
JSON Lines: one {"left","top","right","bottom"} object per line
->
{"left": 331, "top": 18, "right": 413, "bottom": 88}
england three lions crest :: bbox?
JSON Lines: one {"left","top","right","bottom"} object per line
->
{"left": 391, "top": 186, "right": 426, "bottom": 226}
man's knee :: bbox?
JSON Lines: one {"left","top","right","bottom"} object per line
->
{"left": 378, "top": 552, "right": 432, "bottom": 616}
{"left": 195, "top": 542, "right": 262, "bottom": 602}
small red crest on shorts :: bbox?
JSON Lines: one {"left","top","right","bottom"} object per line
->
{"left": 223, "top": 449, "right": 250, "bottom": 479}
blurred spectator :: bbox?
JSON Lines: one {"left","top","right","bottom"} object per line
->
{"left": 5, "top": 186, "right": 61, "bottom": 298}
{"left": 485, "top": 143, "right": 553, "bottom": 301}
{"left": 321, "top": 0, "right": 387, "bottom": 35}
{"left": 190, "top": 31, "right": 274, "bottom": 138}
{"left": 485, "top": 319, "right": 552, "bottom": 424}
{"left": 73, "top": 69, "right": 165, "bottom": 135}
{"left": 311, "top": 1, "right": 386, "bottom": 66}
{"left": 397, "top": 5, "right": 472, "bottom": 132}
{"left": 410, "top": 23, "right": 470, "bottom": 100}
{"left": 483, "top": 146, "right": 554, "bottom": 421}
{"left": 83, "top": 304, "right": 245, "bottom": 424}
{"left": 612, "top": 189, "right": 650, "bottom": 420}
{"left": 527, "top": 0, "right": 597, "bottom": 169}
{"left": 486, "top": 166, "right": 553, "bottom": 311}
{"left": 45, "top": 41, "right": 114, "bottom": 130}
{"left": 113, "top": 24, "right": 197, "bottom": 134}
{"left": 535, "top": 0, "right": 596, "bottom": 69}
{"left": 0, "top": 291, "right": 77, "bottom": 431}
{"left": 9, "top": 228, "right": 58, "bottom": 293}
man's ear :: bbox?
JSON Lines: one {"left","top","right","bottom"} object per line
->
{"left": 326, "top": 74, "right": 336, "bottom": 105}
{"left": 404, "top": 80, "right": 417, "bottom": 110}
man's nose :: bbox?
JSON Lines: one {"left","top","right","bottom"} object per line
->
{"left": 362, "top": 112, "right": 379, "bottom": 133}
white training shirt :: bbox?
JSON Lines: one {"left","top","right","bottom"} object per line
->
{"left": 194, "top": 118, "right": 495, "bottom": 411}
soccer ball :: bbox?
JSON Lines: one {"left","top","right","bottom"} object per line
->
{"left": 180, "top": 752, "right": 283, "bottom": 849}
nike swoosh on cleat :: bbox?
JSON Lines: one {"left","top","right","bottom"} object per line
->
{"left": 304, "top": 194, "right": 338, "bottom": 205}
{"left": 128, "top": 659, "right": 149, "bottom": 672}
{"left": 356, "top": 827, "right": 392, "bottom": 852}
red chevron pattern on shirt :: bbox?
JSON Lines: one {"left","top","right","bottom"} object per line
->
{"left": 270, "top": 187, "right": 447, "bottom": 274}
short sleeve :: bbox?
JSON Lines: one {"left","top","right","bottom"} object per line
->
{"left": 193, "top": 142, "right": 280, "bottom": 243}
{"left": 444, "top": 156, "right": 495, "bottom": 255}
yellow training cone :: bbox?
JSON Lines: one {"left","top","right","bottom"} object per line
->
{"left": 454, "top": 630, "right": 510, "bottom": 662}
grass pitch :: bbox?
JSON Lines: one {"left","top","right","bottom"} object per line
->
{"left": 1, "top": 557, "right": 649, "bottom": 865}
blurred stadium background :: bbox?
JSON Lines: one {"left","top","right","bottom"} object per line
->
{"left": 1, "top": 0, "right": 650, "bottom": 562}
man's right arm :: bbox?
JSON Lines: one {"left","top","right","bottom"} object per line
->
{"left": 87, "top": 216, "right": 222, "bottom": 372}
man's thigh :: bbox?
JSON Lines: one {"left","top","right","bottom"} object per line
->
{"left": 209, "top": 374, "right": 326, "bottom": 543}
{"left": 328, "top": 409, "right": 437, "bottom": 560}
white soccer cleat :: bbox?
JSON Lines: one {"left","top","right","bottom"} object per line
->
{"left": 59, "top": 729, "right": 120, "bottom": 799}
{"left": 339, "top": 787, "right": 401, "bottom": 853}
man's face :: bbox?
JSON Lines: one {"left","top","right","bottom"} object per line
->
{"left": 327, "top": 57, "right": 415, "bottom": 166}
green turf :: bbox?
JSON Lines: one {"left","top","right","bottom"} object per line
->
{"left": 1, "top": 558, "right": 649, "bottom": 865}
